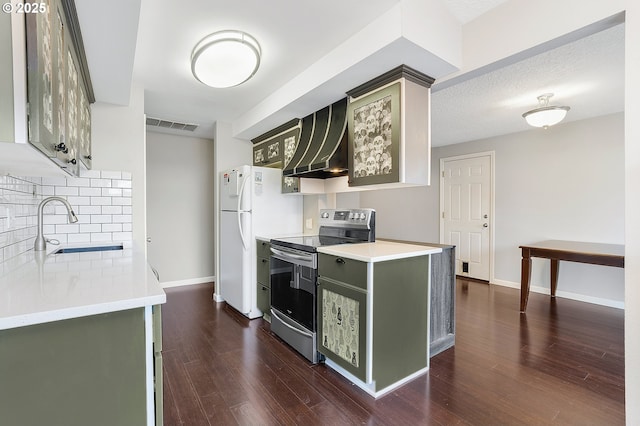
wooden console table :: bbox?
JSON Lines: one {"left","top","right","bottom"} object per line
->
{"left": 519, "top": 240, "right": 624, "bottom": 312}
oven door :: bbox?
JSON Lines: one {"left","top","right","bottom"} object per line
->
{"left": 270, "top": 245, "right": 317, "bottom": 332}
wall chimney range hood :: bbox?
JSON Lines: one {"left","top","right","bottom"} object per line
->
{"left": 282, "top": 98, "right": 348, "bottom": 179}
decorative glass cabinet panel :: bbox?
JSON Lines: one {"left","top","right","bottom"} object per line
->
{"left": 24, "top": 0, "right": 93, "bottom": 175}
{"left": 317, "top": 276, "right": 367, "bottom": 381}
{"left": 78, "top": 79, "right": 91, "bottom": 169}
{"left": 281, "top": 176, "right": 299, "bottom": 194}
{"left": 253, "top": 139, "right": 282, "bottom": 167}
{"left": 64, "top": 45, "right": 80, "bottom": 175}
{"left": 25, "top": 0, "right": 56, "bottom": 157}
{"left": 347, "top": 82, "right": 401, "bottom": 186}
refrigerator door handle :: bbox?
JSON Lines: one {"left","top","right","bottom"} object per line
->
{"left": 237, "top": 173, "right": 250, "bottom": 251}
{"left": 237, "top": 210, "right": 249, "bottom": 251}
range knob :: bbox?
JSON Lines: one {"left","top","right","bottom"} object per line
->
{"left": 321, "top": 212, "right": 329, "bottom": 219}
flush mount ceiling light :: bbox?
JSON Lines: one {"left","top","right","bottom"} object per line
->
{"left": 191, "top": 30, "right": 261, "bottom": 88}
{"left": 522, "top": 93, "right": 570, "bottom": 129}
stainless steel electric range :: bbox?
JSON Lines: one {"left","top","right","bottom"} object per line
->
{"left": 269, "top": 208, "right": 375, "bottom": 363}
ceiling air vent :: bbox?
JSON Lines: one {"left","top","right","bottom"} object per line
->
{"left": 146, "top": 117, "right": 198, "bottom": 132}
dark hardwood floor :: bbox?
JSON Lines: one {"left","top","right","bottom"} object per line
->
{"left": 161, "top": 279, "right": 625, "bottom": 425}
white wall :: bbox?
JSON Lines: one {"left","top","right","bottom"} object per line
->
{"left": 146, "top": 131, "right": 215, "bottom": 286}
{"left": 91, "top": 85, "right": 147, "bottom": 251}
{"left": 624, "top": 2, "right": 640, "bottom": 421}
{"left": 359, "top": 113, "right": 625, "bottom": 307}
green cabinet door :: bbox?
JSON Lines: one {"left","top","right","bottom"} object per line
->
{"left": 252, "top": 139, "right": 282, "bottom": 166}
{"left": 317, "top": 276, "right": 367, "bottom": 382}
{"left": 347, "top": 82, "right": 401, "bottom": 186}
{"left": 25, "top": 0, "right": 93, "bottom": 175}
{"left": 257, "top": 284, "right": 271, "bottom": 316}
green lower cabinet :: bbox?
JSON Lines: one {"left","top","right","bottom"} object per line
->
{"left": 0, "top": 306, "right": 162, "bottom": 426}
{"left": 257, "top": 283, "right": 271, "bottom": 318}
{"left": 153, "top": 305, "right": 164, "bottom": 426}
{"left": 318, "top": 254, "right": 429, "bottom": 393}
{"left": 256, "top": 238, "right": 271, "bottom": 321}
{"left": 0, "top": 308, "right": 148, "bottom": 426}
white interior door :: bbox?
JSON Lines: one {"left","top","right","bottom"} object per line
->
{"left": 441, "top": 153, "right": 493, "bottom": 281}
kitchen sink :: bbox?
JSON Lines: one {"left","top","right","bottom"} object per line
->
{"left": 54, "top": 244, "right": 124, "bottom": 254}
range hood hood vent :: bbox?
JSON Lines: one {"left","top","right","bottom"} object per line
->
{"left": 282, "top": 98, "right": 348, "bottom": 179}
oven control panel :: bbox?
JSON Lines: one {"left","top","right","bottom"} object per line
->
{"left": 319, "top": 208, "right": 375, "bottom": 228}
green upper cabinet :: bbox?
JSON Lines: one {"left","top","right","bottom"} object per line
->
{"left": 0, "top": 0, "right": 97, "bottom": 176}
{"left": 346, "top": 65, "right": 434, "bottom": 188}
{"left": 252, "top": 119, "right": 301, "bottom": 169}
{"left": 251, "top": 119, "right": 302, "bottom": 193}
{"left": 0, "top": 7, "right": 29, "bottom": 147}
{"left": 25, "top": 0, "right": 94, "bottom": 175}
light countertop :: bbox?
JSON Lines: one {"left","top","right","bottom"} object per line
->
{"left": 317, "top": 240, "right": 442, "bottom": 262}
{"left": 0, "top": 243, "right": 166, "bottom": 330}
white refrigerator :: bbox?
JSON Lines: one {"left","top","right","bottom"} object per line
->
{"left": 219, "top": 165, "right": 302, "bottom": 319}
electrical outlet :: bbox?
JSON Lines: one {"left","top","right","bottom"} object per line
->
{"left": 305, "top": 218, "right": 313, "bottom": 229}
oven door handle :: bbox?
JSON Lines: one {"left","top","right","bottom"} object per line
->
{"left": 270, "top": 247, "right": 315, "bottom": 265}
{"left": 271, "top": 309, "right": 313, "bottom": 338}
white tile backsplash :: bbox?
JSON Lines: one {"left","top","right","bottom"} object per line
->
{"left": 0, "top": 170, "right": 133, "bottom": 265}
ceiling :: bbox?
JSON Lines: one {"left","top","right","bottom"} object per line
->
{"left": 75, "top": 0, "right": 624, "bottom": 147}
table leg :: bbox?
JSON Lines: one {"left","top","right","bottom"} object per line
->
{"left": 550, "top": 259, "right": 559, "bottom": 297}
{"left": 520, "top": 249, "right": 532, "bottom": 312}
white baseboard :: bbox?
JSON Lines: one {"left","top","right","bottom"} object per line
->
{"left": 490, "top": 279, "right": 624, "bottom": 310}
{"left": 161, "top": 275, "right": 215, "bottom": 289}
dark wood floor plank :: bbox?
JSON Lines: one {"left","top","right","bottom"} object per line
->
{"left": 162, "top": 349, "right": 210, "bottom": 425}
{"left": 161, "top": 280, "right": 625, "bottom": 425}
{"left": 182, "top": 359, "right": 238, "bottom": 424}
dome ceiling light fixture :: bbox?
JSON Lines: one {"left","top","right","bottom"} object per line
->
{"left": 522, "top": 93, "right": 570, "bottom": 129}
{"left": 191, "top": 30, "right": 261, "bottom": 88}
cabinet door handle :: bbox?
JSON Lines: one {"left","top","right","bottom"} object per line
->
{"left": 336, "top": 258, "right": 345, "bottom": 264}
{"left": 261, "top": 259, "right": 268, "bottom": 263}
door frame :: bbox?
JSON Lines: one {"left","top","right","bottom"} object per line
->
{"left": 439, "top": 151, "right": 496, "bottom": 283}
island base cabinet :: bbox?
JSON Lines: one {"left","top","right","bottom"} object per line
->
{"left": 317, "top": 254, "right": 430, "bottom": 396}
{"left": 0, "top": 308, "right": 147, "bottom": 426}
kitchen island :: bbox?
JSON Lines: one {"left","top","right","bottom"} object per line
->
{"left": 0, "top": 243, "right": 165, "bottom": 426}
{"left": 316, "top": 240, "right": 442, "bottom": 397}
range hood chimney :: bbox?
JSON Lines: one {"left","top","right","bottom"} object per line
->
{"left": 282, "top": 98, "right": 348, "bottom": 179}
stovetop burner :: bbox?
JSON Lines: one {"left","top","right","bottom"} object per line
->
{"left": 270, "top": 208, "right": 375, "bottom": 253}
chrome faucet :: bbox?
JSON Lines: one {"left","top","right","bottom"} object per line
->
{"left": 34, "top": 196, "right": 78, "bottom": 251}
